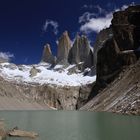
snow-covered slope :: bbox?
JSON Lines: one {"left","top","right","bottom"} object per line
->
{"left": 0, "top": 62, "right": 96, "bottom": 87}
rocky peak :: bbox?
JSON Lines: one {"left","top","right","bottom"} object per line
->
{"left": 79, "top": 35, "right": 90, "bottom": 62}
{"left": 57, "top": 31, "right": 71, "bottom": 64}
{"left": 68, "top": 34, "right": 80, "bottom": 64}
{"left": 41, "top": 44, "right": 56, "bottom": 65}
{"left": 68, "top": 34, "right": 91, "bottom": 65}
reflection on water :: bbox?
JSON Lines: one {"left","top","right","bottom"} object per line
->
{"left": 0, "top": 111, "right": 140, "bottom": 140}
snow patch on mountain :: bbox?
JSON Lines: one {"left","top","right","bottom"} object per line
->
{"left": 0, "top": 62, "right": 96, "bottom": 86}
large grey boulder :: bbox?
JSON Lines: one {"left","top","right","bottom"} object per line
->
{"left": 30, "top": 66, "right": 41, "bottom": 77}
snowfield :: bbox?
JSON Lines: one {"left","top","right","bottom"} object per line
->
{"left": 0, "top": 62, "right": 96, "bottom": 87}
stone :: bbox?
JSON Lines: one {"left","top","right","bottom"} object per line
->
{"left": 8, "top": 127, "right": 38, "bottom": 138}
{"left": 30, "top": 66, "right": 41, "bottom": 77}
{"left": 41, "top": 44, "right": 56, "bottom": 65}
{"left": 57, "top": 31, "right": 71, "bottom": 64}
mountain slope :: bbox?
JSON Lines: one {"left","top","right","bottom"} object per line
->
{"left": 81, "top": 59, "right": 140, "bottom": 115}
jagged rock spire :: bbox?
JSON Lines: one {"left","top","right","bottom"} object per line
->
{"left": 68, "top": 34, "right": 91, "bottom": 65}
{"left": 57, "top": 31, "right": 71, "bottom": 64}
{"left": 41, "top": 44, "right": 56, "bottom": 64}
{"left": 68, "top": 34, "right": 80, "bottom": 64}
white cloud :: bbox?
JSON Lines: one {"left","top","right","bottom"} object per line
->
{"left": 0, "top": 52, "right": 14, "bottom": 62}
{"left": 79, "top": 3, "right": 134, "bottom": 34}
{"left": 80, "top": 13, "right": 112, "bottom": 33}
{"left": 43, "top": 20, "right": 59, "bottom": 35}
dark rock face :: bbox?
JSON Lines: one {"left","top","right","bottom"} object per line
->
{"left": 112, "top": 5, "right": 140, "bottom": 50}
{"left": 97, "top": 38, "right": 121, "bottom": 84}
{"left": 83, "top": 49, "right": 94, "bottom": 70}
{"left": 57, "top": 31, "right": 71, "bottom": 64}
{"left": 97, "top": 6, "right": 140, "bottom": 83}
{"left": 68, "top": 35, "right": 91, "bottom": 66}
{"left": 93, "top": 28, "right": 112, "bottom": 68}
{"left": 89, "top": 5, "right": 140, "bottom": 100}
{"left": 41, "top": 44, "right": 56, "bottom": 65}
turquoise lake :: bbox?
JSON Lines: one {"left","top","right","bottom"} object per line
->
{"left": 0, "top": 111, "right": 140, "bottom": 140}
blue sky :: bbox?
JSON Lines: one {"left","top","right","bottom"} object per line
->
{"left": 0, "top": 0, "right": 139, "bottom": 64}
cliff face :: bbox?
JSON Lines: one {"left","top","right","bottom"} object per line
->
{"left": 83, "top": 5, "right": 140, "bottom": 115}
{"left": 0, "top": 62, "right": 95, "bottom": 110}
{"left": 0, "top": 75, "right": 93, "bottom": 110}
{"left": 96, "top": 6, "right": 140, "bottom": 85}
{"left": 112, "top": 6, "right": 140, "bottom": 50}
{"left": 93, "top": 28, "right": 112, "bottom": 68}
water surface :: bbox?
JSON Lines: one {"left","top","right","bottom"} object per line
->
{"left": 0, "top": 111, "right": 140, "bottom": 140}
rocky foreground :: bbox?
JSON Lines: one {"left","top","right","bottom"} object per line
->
{"left": 0, "top": 121, "right": 38, "bottom": 139}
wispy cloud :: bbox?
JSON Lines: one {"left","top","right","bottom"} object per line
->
{"left": 0, "top": 52, "right": 14, "bottom": 62}
{"left": 79, "top": 3, "right": 135, "bottom": 34}
{"left": 80, "top": 12, "right": 112, "bottom": 33}
{"left": 43, "top": 20, "right": 59, "bottom": 35}
{"left": 79, "top": 12, "right": 97, "bottom": 23}
{"left": 82, "top": 4, "right": 94, "bottom": 9}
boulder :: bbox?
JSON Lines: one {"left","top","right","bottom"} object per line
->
{"left": 8, "top": 127, "right": 38, "bottom": 138}
{"left": 30, "top": 66, "right": 41, "bottom": 77}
